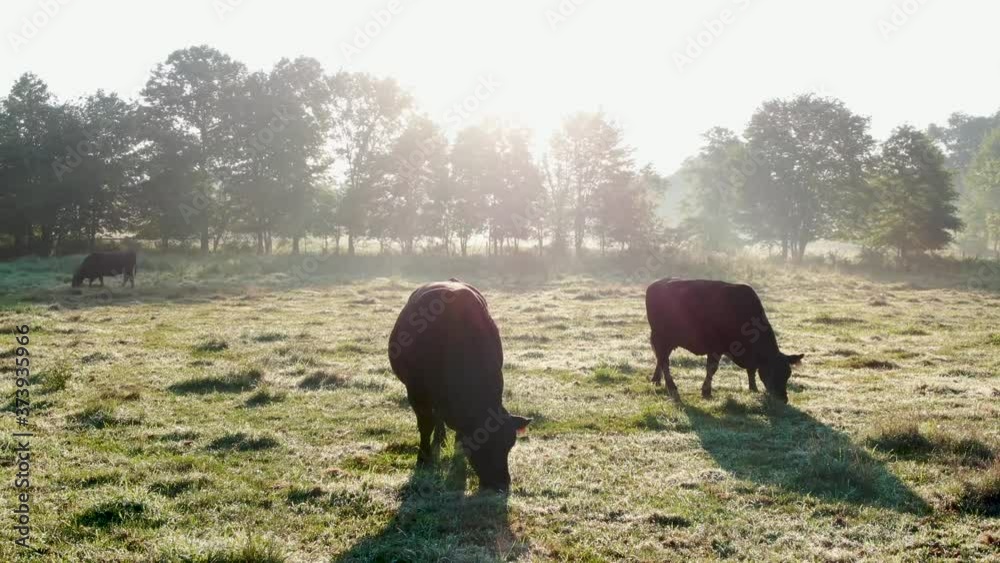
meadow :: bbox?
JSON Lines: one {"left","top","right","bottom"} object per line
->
{"left": 0, "top": 253, "right": 998, "bottom": 561}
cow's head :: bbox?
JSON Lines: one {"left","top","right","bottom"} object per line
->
{"left": 463, "top": 411, "right": 531, "bottom": 493}
{"left": 71, "top": 269, "right": 84, "bottom": 288}
{"left": 758, "top": 353, "right": 804, "bottom": 403}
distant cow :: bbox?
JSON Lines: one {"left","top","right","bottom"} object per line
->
{"left": 388, "top": 279, "right": 531, "bottom": 492}
{"left": 72, "top": 251, "right": 137, "bottom": 288}
{"left": 645, "top": 278, "right": 803, "bottom": 403}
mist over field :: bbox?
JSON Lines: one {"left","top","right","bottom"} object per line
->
{"left": 1, "top": 1, "right": 999, "bottom": 561}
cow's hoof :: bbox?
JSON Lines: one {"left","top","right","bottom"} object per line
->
{"left": 749, "top": 387, "right": 759, "bottom": 393}
{"left": 701, "top": 389, "right": 712, "bottom": 399}
{"left": 666, "top": 388, "right": 681, "bottom": 401}
{"left": 650, "top": 377, "right": 662, "bottom": 386}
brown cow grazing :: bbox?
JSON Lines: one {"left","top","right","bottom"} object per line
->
{"left": 645, "top": 278, "right": 803, "bottom": 403}
{"left": 388, "top": 279, "right": 531, "bottom": 492}
{"left": 72, "top": 251, "right": 137, "bottom": 288}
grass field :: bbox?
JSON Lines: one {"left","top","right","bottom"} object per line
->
{"left": 1, "top": 254, "right": 999, "bottom": 561}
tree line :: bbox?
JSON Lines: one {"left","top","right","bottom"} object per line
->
{"left": 1, "top": 45, "right": 997, "bottom": 262}
{"left": 0, "top": 45, "right": 664, "bottom": 259}
{"left": 680, "top": 97, "right": 1000, "bottom": 261}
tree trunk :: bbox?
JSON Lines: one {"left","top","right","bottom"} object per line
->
{"left": 292, "top": 235, "right": 300, "bottom": 255}
{"left": 201, "top": 226, "right": 210, "bottom": 254}
{"left": 795, "top": 240, "right": 808, "bottom": 263}
{"left": 347, "top": 232, "right": 355, "bottom": 256}
{"left": 574, "top": 211, "right": 585, "bottom": 255}
{"left": 39, "top": 226, "right": 53, "bottom": 257}
{"left": 161, "top": 235, "right": 169, "bottom": 251}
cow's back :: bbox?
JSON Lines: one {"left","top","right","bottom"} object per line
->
{"left": 389, "top": 281, "right": 503, "bottom": 429}
{"left": 646, "top": 279, "right": 774, "bottom": 364}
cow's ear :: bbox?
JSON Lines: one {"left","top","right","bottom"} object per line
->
{"left": 510, "top": 415, "right": 532, "bottom": 436}
{"left": 786, "top": 354, "right": 805, "bottom": 366}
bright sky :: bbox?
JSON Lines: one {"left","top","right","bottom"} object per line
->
{"left": 2, "top": 0, "right": 998, "bottom": 173}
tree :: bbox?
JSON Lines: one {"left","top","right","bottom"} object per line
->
{"left": 541, "top": 155, "right": 573, "bottom": 256}
{"left": 865, "top": 126, "right": 961, "bottom": 259}
{"left": 678, "top": 127, "right": 745, "bottom": 251}
{"left": 929, "top": 112, "right": 1000, "bottom": 254}
{"left": 266, "top": 57, "right": 331, "bottom": 254}
{"left": 220, "top": 58, "right": 331, "bottom": 254}
{"left": 449, "top": 125, "right": 497, "bottom": 256}
{"left": 595, "top": 163, "right": 666, "bottom": 252}
{"left": 376, "top": 115, "right": 448, "bottom": 254}
{"left": 549, "top": 112, "right": 633, "bottom": 254}
{"left": 928, "top": 112, "right": 1000, "bottom": 182}
{"left": 142, "top": 45, "right": 247, "bottom": 253}
{"left": 742, "top": 94, "right": 874, "bottom": 261}
{"left": 0, "top": 73, "right": 66, "bottom": 255}
{"left": 56, "top": 91, "right": 140, "bottom": 250}
{"left": 965, "top": 127, "right": 1000, "bottom": 257}
{"left": 327, "top": 72, "right": 412, "bottom": 255}
{"left": 132, "top": 108, "right": 206, "bottom": 250}
{"left": 489, "top": 125, "right": 544, "bottom": 255}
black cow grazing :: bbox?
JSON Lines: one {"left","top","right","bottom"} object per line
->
{"left": 72, "top": 251, "right": 137, "bottom": 288}
{"left": 388, "top": 279, "right": 531, "bottom": 492}
{"left": 645, "top": 278, "right": 803, "bottom": 403}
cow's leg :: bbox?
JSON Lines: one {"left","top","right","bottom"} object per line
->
{"left": 649, "top": 333, "right": 663, "bottom": 385}
{"left": 660, "top": 354, "right": 680, "bottom": 399}
{"left": 702, "top": 353, "right": 721, "bottom": 399}
{"left": 407, "top": 388, "right": 437, "bottom": 467}
{"left": 650, "top": 331, "right": 677, "bottom": 393}
{"left": 99, "top": 276, "right": 104, "bottom": 287}
{"left": 414, "top": 405, "right": 436, "bottom": 467}
{"left": 431, "top": 417, "right": 447, "bottom": 453}
{"left": 88, "top": 279, "right": 93, "bottom": 287}
{"left": 747, "top": 369, "right": 758, "bottom": 392}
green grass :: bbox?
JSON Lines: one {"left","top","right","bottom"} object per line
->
{"left": 0, "top": 255, "right": 999, "bottom": 561}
